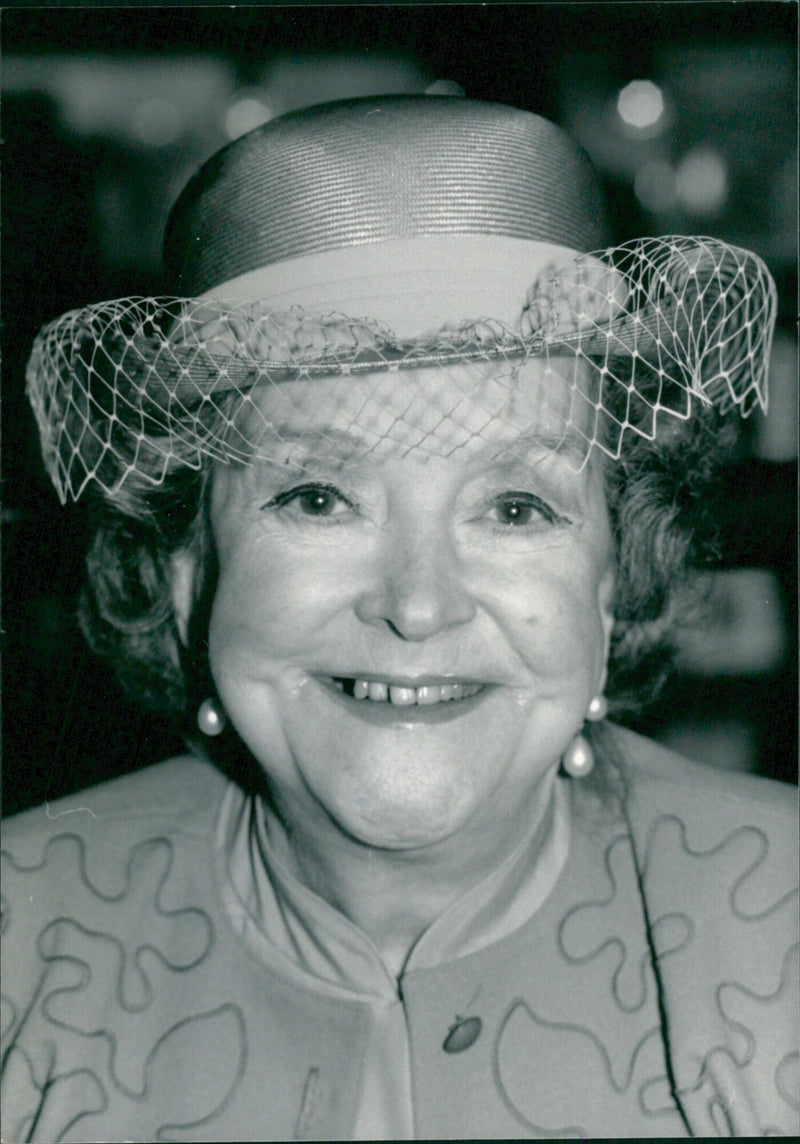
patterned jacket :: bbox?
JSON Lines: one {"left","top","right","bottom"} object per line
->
{"left": 2, "top": 727, "right": 797, "bottom": 1139}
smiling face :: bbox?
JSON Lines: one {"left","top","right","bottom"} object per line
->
{"left": 177, "top": 357, "right": 615, "bottom": 852}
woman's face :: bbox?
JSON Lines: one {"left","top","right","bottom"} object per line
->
{"left": 185, "top": 359, "right": 615, "bottom": 850}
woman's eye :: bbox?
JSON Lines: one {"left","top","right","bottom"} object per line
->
{"left": 490, "top": 492, "right": 560, "bottom": 527}
{"left": 261, "top": 483, "right": 355, "bottom": 519}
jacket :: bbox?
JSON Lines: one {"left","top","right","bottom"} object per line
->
{"left": 2, "top": 726, "right": 797, "bottom": 1139}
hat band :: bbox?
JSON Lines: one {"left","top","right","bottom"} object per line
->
{"left": 198, "top": 235, "right": 581, "bottom": 338}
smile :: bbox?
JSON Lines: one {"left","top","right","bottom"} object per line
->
{"left": 315, "top": 675, "right": 493, "bottom": 724}
{"left": 331, "top": 677, "right": 485, "bottom": 706}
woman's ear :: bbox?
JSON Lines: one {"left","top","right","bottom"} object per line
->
{"left": 170, "top": 549, "right": 198, "bottom": 648}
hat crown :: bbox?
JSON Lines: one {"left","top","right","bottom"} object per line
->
{"left": 164, "top": 95, "right": 609, "bottom": 294}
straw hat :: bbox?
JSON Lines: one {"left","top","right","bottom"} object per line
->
{"left": 25, "top": 95, "right": 776, "bottom": 502}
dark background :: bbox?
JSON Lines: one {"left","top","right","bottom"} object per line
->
{"left": 2, "top": 2, "right": 797, "bottom": 814}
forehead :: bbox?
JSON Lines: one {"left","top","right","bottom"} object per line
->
{"left": 230, "top": 354, "right": 597, "bottom": 468}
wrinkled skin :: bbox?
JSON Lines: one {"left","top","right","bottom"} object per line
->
{"left": 173, "top": 358, "right": 615, "bottom": 859}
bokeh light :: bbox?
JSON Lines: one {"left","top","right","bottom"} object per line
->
{"left": 676, "top": 146, "right": 728, "bottom": 215}
{"left": 616, "top": 79, "right": 665, "bottom": 130}
{"left": 225, "top": 93, "right": 273, "bottom": 139}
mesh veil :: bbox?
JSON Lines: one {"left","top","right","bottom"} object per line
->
{"left": 26, "top": 236, "right": 776, "bottom": 503}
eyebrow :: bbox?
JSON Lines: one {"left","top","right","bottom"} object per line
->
{"left": 241, "top": 428, "right": 375, "bottom": 473}
{"left": 488, "top": 427, "right": 590, "bottom": 464}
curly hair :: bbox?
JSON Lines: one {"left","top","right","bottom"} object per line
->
{"left": 77, "top": 392, "right": 740, "bottom": 731}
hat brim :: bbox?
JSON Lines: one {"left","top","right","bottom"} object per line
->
{"left": 26, "top": 235, "right": 776, "bottom": 502}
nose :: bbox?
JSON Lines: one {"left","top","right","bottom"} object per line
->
{"left": 355, "top": 527, "right": 476, "bottom": 641}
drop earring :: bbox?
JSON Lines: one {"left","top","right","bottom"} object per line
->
{"left": 561, "top": 732, "right": 594, "bottom": 778}
{"left": 561, "top": 695, "right": 607, "bottom": 778}
{"left": 197, "top": 697, "right": 226, "bottom": 736}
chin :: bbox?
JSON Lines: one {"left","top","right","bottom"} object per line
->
{"left": 333, "top": 810, "right": 469, "bottom": 851}
{"left": 320, "top": 766, "right": 482, "bottom": 851}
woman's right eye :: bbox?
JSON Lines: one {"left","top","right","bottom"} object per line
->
{"left": 261, "top": 482, "right": 356, "bottom": 519}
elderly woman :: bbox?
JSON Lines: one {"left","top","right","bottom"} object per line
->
{"left": 2, "top": 96, "right": 797, "bottom": 1141}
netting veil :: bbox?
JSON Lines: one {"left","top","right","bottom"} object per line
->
{"left": 26, "top": 236, "right": 776, "bottom": 503}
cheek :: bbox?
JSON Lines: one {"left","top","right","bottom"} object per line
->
{"left": 205, "top": 543, "right": 336, "bottom": 755}
{"left": 486, "top": 549, "right": 610, "bottom": 683}
{"left": 208, "top": 535, "right": 350, "bottom": 663}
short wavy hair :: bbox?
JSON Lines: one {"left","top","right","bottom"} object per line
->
{"left": 77, "top": 386, "right": 739, "bottom": 736}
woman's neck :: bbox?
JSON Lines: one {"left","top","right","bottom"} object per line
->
{"left": 260, "top": 770, "right": 557, "bottom": 978}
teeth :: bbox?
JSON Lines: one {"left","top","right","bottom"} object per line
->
{"left": 347, "top": 680, "right": 483, "bottom": 705}
{"left": 416, "top": 686, "right": 440, "bottom": 706}
{"left": 389, "top": 686, "right": 416, "bottom": 706}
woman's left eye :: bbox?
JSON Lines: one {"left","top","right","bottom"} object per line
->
{"left": 488, "top": 491, "right": 562, "bottom": 527}
{"left": 261, "top": 483, "right": 356, "bottom": 519}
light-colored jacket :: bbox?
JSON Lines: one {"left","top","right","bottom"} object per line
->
{"left": 2, "top": 727, "right": 797, "bottom": 1139}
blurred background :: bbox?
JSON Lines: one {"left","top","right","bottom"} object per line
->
{"left": 2, "top": 2, "right": 797, "bottom": 814}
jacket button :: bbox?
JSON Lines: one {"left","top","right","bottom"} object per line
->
{"left": 442, "top": 1015, "right": 482, "bottom": 1053}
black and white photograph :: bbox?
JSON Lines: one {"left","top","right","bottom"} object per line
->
{"left": 2, "top": 2, "right": 797, "bottom": 1139}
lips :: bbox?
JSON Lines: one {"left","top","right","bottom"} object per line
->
{"left": 330, "top": 677, "right": 484, "bottom": 706}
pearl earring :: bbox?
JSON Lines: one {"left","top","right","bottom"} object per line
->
{"left": 561, "top": 695, "right": 607, "bottom": 778}
{"left": 197, "top": 697, "right": 226, "bottom": 736}
{"left": 587, "top": 694, "right": 608, "bottom": 722}
{"left": 561, "top": 733, "right": 594, "bottom": 778}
